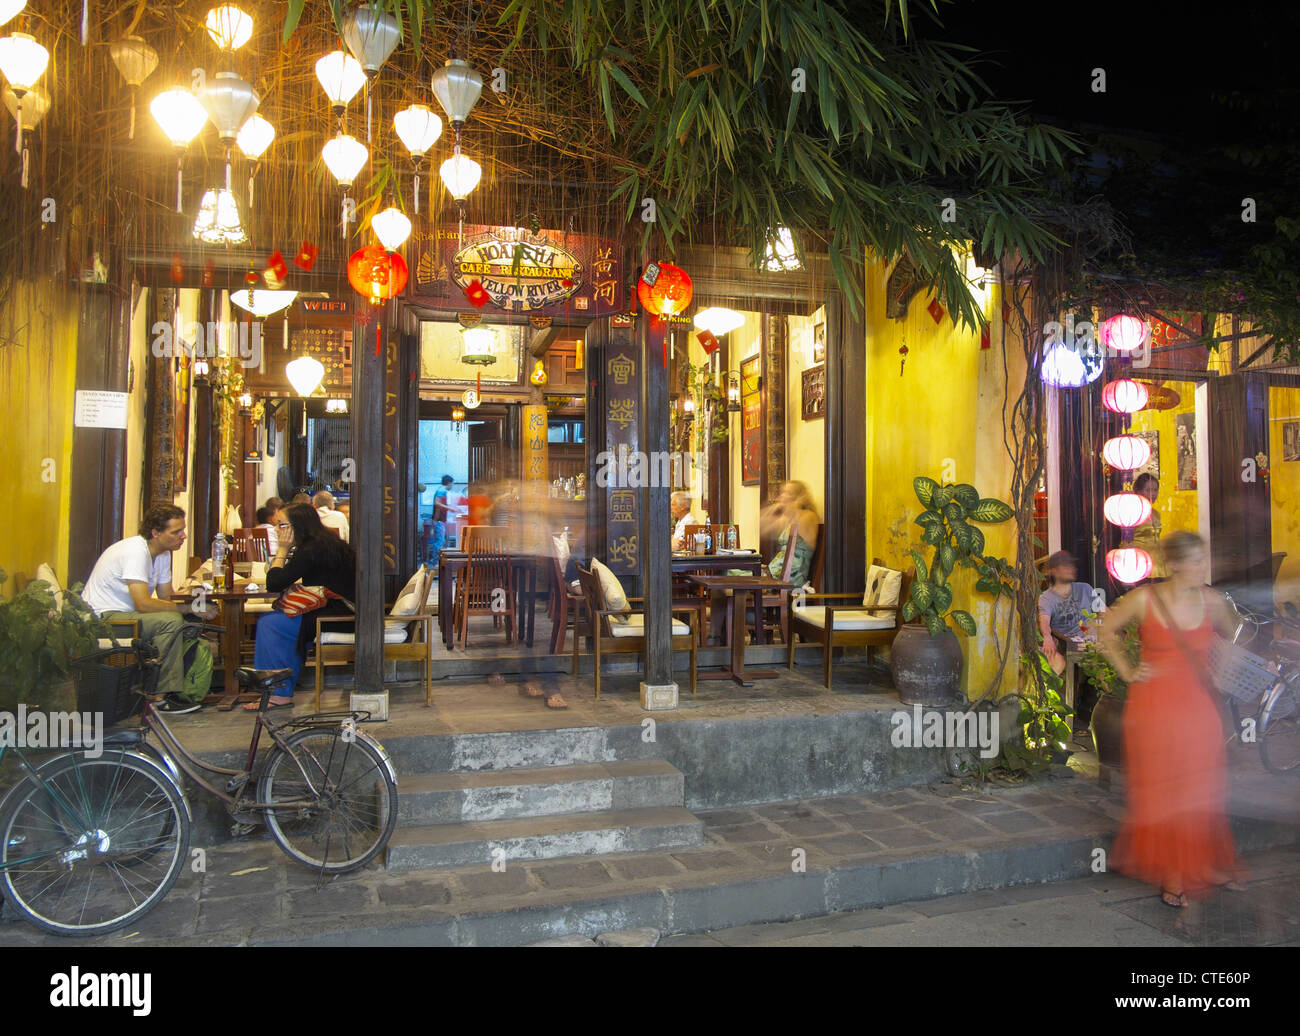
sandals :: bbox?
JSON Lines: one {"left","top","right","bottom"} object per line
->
{"left": 242, "top": 697, "right": 293, "bottom": 712}
{"left": 1160, "top": 889, "right": 1187, "bottom": 908}
{"left": 544, "top": 693, "right": 568, "bottom": 709}
{"left": 521, "top": 683, "right": 545, "bottom": 698}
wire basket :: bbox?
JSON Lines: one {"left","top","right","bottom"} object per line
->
{"left": 1209, "top": 639, "right": 1279, "bottom": 703}
{"left": 73, "top": 650, "right": 156, "bottom": 727}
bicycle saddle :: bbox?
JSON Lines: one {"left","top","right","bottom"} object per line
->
{"left": 235, "top": 667, "right": 294, "bottom": 689}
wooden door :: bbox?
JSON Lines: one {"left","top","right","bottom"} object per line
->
{"left": 469, "top": 419, "right": 501, "bottom": 484}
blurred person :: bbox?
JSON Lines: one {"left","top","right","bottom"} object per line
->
{"left": 1038, "top": 550, "right": 1104, "bottom": 728}
{"left": 1130, "top": 473, "right": 1165, "bottom": 579}
{"left": 430, "top": 475, "right": 455, "bottom": 565}
{"left": 313, "top": 490, "right": 350, "bottom": 542}
{"left": 670, "top": 491, "right": 699, "bottom": 551}
{"left": 291, "top": 492, "right": 312, "bottom": 505}
{"left": 254, "top": 505, "right": 279, "bottom": 554}
{"left": 467, "top": 481, "right": 493, "bottom": 527}
{"left": 760, "top": 480, "right": 819, "bottom": 588}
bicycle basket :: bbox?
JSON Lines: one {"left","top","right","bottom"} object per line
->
{"left": 1209, "top": 639, "right": 1278, "bottom": 703}
{"left": 73, "top": 646, "right": 156, "bottom": 726}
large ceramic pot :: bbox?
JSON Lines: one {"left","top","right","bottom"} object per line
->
{"left": 1089, "top": 694, "right": 1125, "bottom": 768}
{"left": 891, "top": 624, "right": 964, "bottom": 705}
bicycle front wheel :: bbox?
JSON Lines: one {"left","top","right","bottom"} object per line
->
{"left": 258, "top": 728, "right": 396, "bottom": 873}
{"left": 1259, "top": 688, "right": 1300, "bottom": 775}
{"left": 0, "top": 752, "right": 190, "bottom": 936}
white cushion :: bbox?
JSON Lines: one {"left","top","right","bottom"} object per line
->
{"left": 384, "top": 590, "right": 422, "bottom": 633}
{"left": 795, "top": 606, "right": 896, "bottom": 631}
{"left": 553, "top": 534, "right": 570, "bottom": 568}
{"left": 36, "top": 562, "right": 64, "bottom": 609}
{"left": 397, "top": 566, "right": 428, "bottom": 605}
{"left": 96, "top": 638, "right": 132, "bottom": 650}
{"left": 590, "top": 558, "right": 631, "bottom": 624}
{"left": 863, "top": 564, "right": 903, "bottom": 616}
{"left": 320, "top": 628, "right": 411, "bottom": 645}
{"left": 607, "top": 614, "right": 691, "bottom": 638}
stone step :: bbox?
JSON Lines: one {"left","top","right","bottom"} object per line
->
{"left": 386, "top": 805, "right": 705, "bottom": 870}
{"left": 397, "top": 759, "right": 685, "bottom": 826}
{"left": 406, "top": 725, "right": 615, "bottom": 775}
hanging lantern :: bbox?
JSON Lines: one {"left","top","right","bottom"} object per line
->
{"left": 694, "top": 306, "right": 745, "bottom": 337}
{"left": 461, "top": 326, "right": 499, "bottom": 365}
{"left": 198, "top": 71, "right": 258, "bottom": 146}
{"left": 315, "top": 50, "right": 365, "bottom": 115}
{"left": 341, "top": 4, "right": 400, "bottom": 74}
{"left": 530, "top": 359, "right": 548, "bottom": 386}
{"left": 151, "top": 86, "right": 208, "bottom": 212}
{"left": 1101, "top": 434, "right": 1152, "bottom": 472}
{"left": 1101, "top": 378, "right": 1148, "bottom": 414}
{"left": 236, "top": 113, "right": 274, "bottom": 159}
{"left": 0, "top": 30, "right": 48, "bottom": 162}
{"left": 347, "top": 243, "right": 409, "bottom": 305}
{"left": 193, "top": 357, "right": 210, "bottom": 378}
{"left": 107, "top": 35, "right": 157, "bottom": 140}
{"left": 1041, "top": 342, "right": 1103, "bottom": 387}
{"left": 393, "top": 103, "right": 443, "bottom": 157}
{"left": 0, "top": 2, "right": 27, "bottom": 28}
{"left": 321, "top": 132, "right": 368, "bottom": 187}
{"left": 229, "top": 289, "right": 297, "bottom": 318}
{"left": 237, "top": 391, "right": 253, "bottom": 415}
{"left": 325, "top": 398, "right": 349, "bottom": 414}
{"left": 285, "top": 355, "right": 325, "bottom": 397}
{"left": 2, "top": 81, "right": 46, "bottom": 129}
{"left": 762, "top": 226, "right": 801, "bottom": 272}
{"left": 1100, "top": 314, "right": 1147, "bottom": 354}
{"left": 681, "top": 394, "right": 695, "bottom": 416}
{"left": 1103, "top": 492, "right": 1153, "bottom": 529}
{"left": 1106, "top": 547, "right": 1153, "bottom": 585}
{"left": 205, "top": 5, "right": 254, "bottom": 50}
{"left": 637, "top": 262, "right": 693, "bottom": 318}
{"left": 371, "top": 206, "right": 412, "bottom": 251}
{"left": 191, "top": 186, "right": 246, "bottom": 244}
{"left": 430, "top": 58, "right": 482, "bottom": 126}
{"left": 439, "top": 146, "right": 482, "bottom": 200}
{"left": 727, "top": 371, "right": 741, "bottom": 412}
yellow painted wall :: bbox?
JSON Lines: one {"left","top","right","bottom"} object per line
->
{"left": 727, "top": 312, "right": 764, "bottom": 549}
{"left": 786, "top": 307, "right": 826, "bottom": 521}
{"left": 0, "top": 280, "right": 79, "bottom": 593}
{"left": 1269, "top": 384, "right": 1300, "bottom": 610}
{"left": 122, "top": 287, "right": 150, "bottom": 539}
{"left": 1127, "top": 379, "right": 1199, "bottom": 537}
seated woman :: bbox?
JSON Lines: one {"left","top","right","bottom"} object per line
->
{"left": 760, "top": 480, "right": 819, "bottom": 589}
{"left": 246, "top": 502, "right": 356, "bottom": 709}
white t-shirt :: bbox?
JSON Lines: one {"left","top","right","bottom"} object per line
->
{"left": 672, "top": 511, "right": 699, "bottom": 547}
{"left": 82, "top": 536, "right": 172, "bottom": 615}
{"left": 318, "top": 507, "right": 350, "bottom": 542}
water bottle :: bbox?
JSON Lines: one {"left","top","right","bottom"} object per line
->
{"left": 727, "top": 524, "right": 738, "bottom": 550}
{"left": 212, "top": 533, "right": 229, "bottom": 591}
{"left": 702, "top": 513, "right": 711, "bottom": 553}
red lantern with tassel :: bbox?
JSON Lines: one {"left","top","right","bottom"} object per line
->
{"left": 347, "top": 244, "right": 409, "bottom": 306}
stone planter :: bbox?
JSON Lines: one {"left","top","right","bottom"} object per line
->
{"left": 891, "top": 624, "right": 963, "bottom": 706}
{"left": 1089, "top": 694, "right": 1125, "bottom": 768}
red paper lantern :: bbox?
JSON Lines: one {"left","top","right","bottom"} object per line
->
{"left": 1100, "top": 314, "right": 1146, "bottom": 353}
{"left": 347, "top": 244, "right": 408, "bottom": 305}
{"left": 637, "top": 262, "right": 693, "bottom": 318}
{"left": 1101, "top": 378, "right": 1149, "bottom": 414}
{"left": 1101, "top": 434, "right": 1151, "bottom": 472}
{"left": 1103, "top": 492, "right": 1152, "bottom": 529}
{"left": 1106, "top": 547, "right": 1153, "bottom": 585}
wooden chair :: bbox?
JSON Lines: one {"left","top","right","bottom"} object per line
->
{"left": 454, "top": 528, "right": 514, "bottom": 649}
{"left": 753, "top": 521, "right": 803, "bottom": 644}
{"left": 680, "top": 524, "right": 731, "bottom": 552}
{"left": 230, "top": 527, "right": 271, "bottom": 563}
{"left": 786, "top": 558, "right": 914, "bottom": 688}
{"left": 572, "top": 564, "right": 697, "bottom": 698}
{"left": 313, "top": 566, "right": 434, "bottom": 708}
{"left": 548, "top": 553, "right": 586, "bottom": 655}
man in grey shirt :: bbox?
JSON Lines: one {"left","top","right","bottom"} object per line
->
{"left": 1038, "top": 551, "right": 1103, "bottom": 667}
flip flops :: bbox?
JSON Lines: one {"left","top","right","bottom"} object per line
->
{"left": 544, "top": 693, "right": 568, "bottom": 709}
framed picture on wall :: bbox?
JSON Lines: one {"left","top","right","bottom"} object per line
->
{"left": 812, "top": 321, "right": 826, "bottom": 364}
{"left": 1284, "top": 421, "right": 1300, "bottom": 462}
{"left": 1175, "top": 413, "right": 1197, "bottom": 490}
{"left": 741, "top": 354, "right": 761, "bottom": 485}
{"left": 801, "top": 364, "right": 825, "bottom": 420}
{"left": 1134, "top": 429, "right": 1159, "bottom": 481}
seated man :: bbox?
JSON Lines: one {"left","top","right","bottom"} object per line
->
{"left": 1038, "top": 550, "right": 1104, "bottom": 727}
{"left": 670, "top": 491, "right": 700, "bottom": 551}
{"left": 82, "top": 503, "right": 217, "bottom": 714}
{"left": 254, "top": 504, "right": 279, "bottom": 555}
{"left": 313, "top": 490, "right": 350, "bottom": 542}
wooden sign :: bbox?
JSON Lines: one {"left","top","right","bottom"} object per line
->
{"left": 801, "top": 364, "right": 825, "bottom": 420}
{"left": 522, "top": 404, "right": 549, "bottom": 485}
{"left": 604, "top": 334, "right": 640, "bottom": 575}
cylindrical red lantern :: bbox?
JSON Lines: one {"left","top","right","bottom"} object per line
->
{"left": 348, "top": 244, "right": 409, "bottom": 306}
{"left": 1103, "top": 492, "right": 1153, "bottom": 529}
{"left": 1101, "top": 434, "right": 1151, "bottom": 472}
{"left": 1106, "top": 547, "right": 1153, "bottom": 584}
{"left": 1101, "top": 378, "right": 1149, "bottom": 414}
{"left": 637, "top": 262, "right": 693, "bottom": 317}
{"left": 1100, "top": 314, "right": 1146, "bottom": 353}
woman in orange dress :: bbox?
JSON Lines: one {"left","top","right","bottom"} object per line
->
{"left": 1097, "top": 531, "right": 1244, "bottom": 908}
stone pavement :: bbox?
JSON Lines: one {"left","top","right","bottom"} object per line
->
{"left": 1, "top": 763, "right": 1294, "bottom": 947}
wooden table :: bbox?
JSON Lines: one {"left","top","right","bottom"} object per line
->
{"left": 687, "top": 574, "right": 793, "bottom": 686}
{"left": 173, "top": 582, "right": 278, "bottom": 710}
{"left": 437, "top": 553, "right": 540, "bottom": 650}
{"left": 672, "top": 552, "right": 763, "bottom": 645}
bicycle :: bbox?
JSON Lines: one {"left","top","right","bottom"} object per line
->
{"left": 0, "top": 639, "right": 398, "bottom": 937}
{"left": 1220, "top": 593, "right": 1300, "bottom": 776}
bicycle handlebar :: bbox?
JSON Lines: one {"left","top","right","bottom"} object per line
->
{"left": 71, "top": 638, "right": 159, "bottom": 667}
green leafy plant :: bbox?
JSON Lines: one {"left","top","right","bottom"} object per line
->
{"left": 902, "top": 478, "right": 1016, "bottom": 636}
{"left": 0, "top": 571, "right": 111, "bottom": 706}
{"left": 1076, "top": 615, "right": 1140, "bottom": 702}
{"left": 1001, "top": 651, "right": 1075, "bottom": 773}
{"left": 672, "top": 360, "right": 729, "bottom": 452}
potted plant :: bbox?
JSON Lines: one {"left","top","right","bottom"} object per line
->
{"left": 1001, "top": 649, "right": 1076, "bottom": 770}
{"left": 891, "top": 478, "right": 1016, "bottom": 705}
{"left": 1076, "top": 615, "right": 1140, "bottom": 768}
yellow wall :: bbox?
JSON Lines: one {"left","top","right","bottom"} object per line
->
{"left": 1128, "top": 379, "right": 1199, "bottom": 537}
{"left": 0, "top": 280, "right": 79, "bottom": 593}
{"left": 726, "top": 312, "right": 764, "bottom": 549}
{"left": 786, "top": 307, "right": 826, "bottom": 521}
{"left": 1269, "top": 384, "right": 1300, "bottom": 610}
{"left": 123, "top": 287, "right": 150, "bottom": 539}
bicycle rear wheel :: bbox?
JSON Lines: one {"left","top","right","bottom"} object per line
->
{"left": 0, "top": 752, "right": 190, "bottom": 936}
{"left": 258, "top": 728, "right": 396, "bottom": 873}
{"left": 1259, "top": 686, "right": 1300, "bottom": 775}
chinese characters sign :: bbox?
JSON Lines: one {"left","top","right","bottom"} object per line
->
{"left": 605, "top": 333, "right": 640, "bottom": 575}
{"left": 522, "top": 404, "right": 549, "bottom": 485}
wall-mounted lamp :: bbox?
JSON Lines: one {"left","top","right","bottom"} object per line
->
{"left": 727, "top": 371, "right": 741, "bottom": 412}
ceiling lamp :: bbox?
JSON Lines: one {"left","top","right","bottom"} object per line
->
{"left": 321, "top": 132, "right": 368, "bottom": 187}
{"left": 325, "top": 398, "right": 348, "bottom": 414}
{"left": 347, "top": 244, "right": 408, "bottom": 305}
{"left": 0, "top": 31, "right": 48, "bottom": 159}
{"left": 1041, "top": 342, "right": 1103, "bottom": 388}
{"left": 107, "top": 36, "right": 158, "bottom": 139}
{"left": 450, "top": 403, "right": 466, "bottom": 425}
{"left": 204, "top": 5, "right": 253, "bottom": 51}
{"left": 341, "top": 4, "right": 400, "bottom": 75}
{"left": 439, "top": 147, "right": 481, "bottom": 200}
{"left": 694, "top": 307, "right": 745, "bottom": 337}
{"left": 1106, "top": 547, "right": 1153, "bottom": 585}
{"left": 1100, "top": 314, "right": 1147, "bottom": 354}
{"left": 151, "top": 86, "right": 209, "bottom": 211}
{"left": 198, "top": 71, "right": 259, "bottom": 146}
{"left": 3, "top": 81, "right": 46, "bottom": 129}
{"left": 461, "top": 326, "right": 499, "bottom": 365}
{"left": 0, "top": 2, "right": 26, "bottom": 28}
{"left": 430, "top": 58, "right": 482, "bottom": 127}
{"left": 637, "top": 262, "right": 694, "bottom": 318}
{"left": 315, "top": 50, "right": 365, "bottom": 115}
{"left": 192, "top": 186, "right": 246, "bottom": 245}
{"left": 727, "top": 372, "right": 741, "bottom": 412}
{"left": 1103, "top": 492, "right": 1153, "bottom": 529}
{"left": 371, "top": 206, "right": 411, "bottom": 251}
{"left": 286, "top": 355, "right": 325, "bottom": 397}
{"left": 1101, "top": 378, "right": 1148, "bottom": 414}
{"left": 394, "top": 104, "right": 442, "bottom": 157}
{"left": 1101, "top": 434, "right": 1151, "bottom": 472}
{"left": 762, "top": 227, "right": 801, "bottom": 272}
{"left": 230, "top": 289, "right": 297, "bottom": 318}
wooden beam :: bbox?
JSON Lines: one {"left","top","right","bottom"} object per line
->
{"left": 639, "top": 316, "right": 673, "bottom": 686}
{"left": 823, "top": 291, "right": 866, "bottom": 594}
{"left": 352, "top": 316, "right": 386, "bottom": 694}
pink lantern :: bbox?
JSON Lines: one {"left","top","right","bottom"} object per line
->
{"left": 1101, "top": 434, "right": 1151, "bottom": 472}
{"left": 1103, "top": 492, "right": 1153, "bottom": 529}
{"left": 1101, "top": 378, "right": 1149, "bottom": 414}
{"left": 1100, "top": 314, "right": 1146, "bottom": 353}
{"left": 1106, "top": 547, "right": 1153, "bottom": 584}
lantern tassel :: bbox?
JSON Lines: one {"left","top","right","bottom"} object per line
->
{"left": 366, "top": 88, "right": 372, "bottom": 144}
{"left": 248, "top": 172, "right": 255, "bottom": 210}
{"left": 81, "top": 0, "right": 88, "bottom": 45}
{"left": 176, "top": 158, "right": 183, "bottom": 214}
{"left": 413, "top": 172, "right": 420, "bottom": 216}
{"left": 21, "top": 145, "right": 28, "bottom": 189}
{"left": 128, "top": 93, "right": 136, "bottom": 140}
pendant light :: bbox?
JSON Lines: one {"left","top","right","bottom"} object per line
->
{"left": 761, "top": 226, "right": 801, "bottom": 272}
{"left": 1040, "top": 342, "right": 1103, "bottom": 387}
{"left": 108, "top": 35, "right": 158, "bottom": 140}
{"left": 2, "top": 80, "right": 45, "bottom": 130}
{"left": 321, "top": 132, "right": 368, "bottom": 187}
{"left": 371, "top": 206, "right": 411, "bottom": 251}
{"left": 1101, "top": 434, "right": 1152, "bottom": 472}
{"left": 150, "top": 86, "right": 208, "bottom": 212}
{"left": 230, "top": 289, "right": 297, "bottom": 318}
{"left": 694, "top": 307, "right": 745, "bottom": 337}
{"left": 1101, "top": 378, "right": 1148, "bottom": 414}
{"left": 0, "top": 1, "right": 27, "bottom": 28}
{"left": 285, "top": 355, "right": 325, "bottom": 397}
{"left": 192, "top": 186, "right": 246, "bottom": 245}
{"left": 460, "top": 326, "right": 499, "bottom": 366}
{"left": 341, "top": 4, "right": 400, "bottom": 74}
{"left": 393, "top": 103, "right": 442, "bottom": 214}
{"left": 315, "top": 50, "right": 365, "bottom": 117}
{"left": 430, "top": 58, "right": 482, "bottom": 127}
{"left": 204, "top": 5, "right": 254, "bottom": 51}
{"left": 0, "top": 30, "right": 48, "bottom": 171}
{"left": 1105, "top": 547, "right": 1153, "bottom": 585}
{"left": 1100, "top": 314, "right": 1147, "bottom": 354}
{"left": 1103, "top": 492, "right": 1153, "bottom": 529}
{"left": 439, "top": 147, "right": 481, "bottom": 200}
{"left": 236, "top": 113, "right": 273, "bottom": 208}
{"left": 199, "top": 71, "right": 258, "bottom": 146}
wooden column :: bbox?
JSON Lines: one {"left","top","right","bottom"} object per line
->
{"left": 823, "top": 291, "right": 866, "bottom": 594}
{"left": 352, "top": 316, "right": 386, "bottom": 695}
{"left": 1208, "top": 372, "right": 1272, "bottom": 611}
{"left": 707, "top": 334, "right": 730, "bottom": 520}
{"left": 584, "top": 319, "right": 610, "bottom": 564}
{"left": 639, "top": 315, "right": 674, "bottom": 702}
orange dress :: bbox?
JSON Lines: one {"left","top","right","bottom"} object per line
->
{"left": 1111, "top": 590, "right": 1240, "bottom": 898}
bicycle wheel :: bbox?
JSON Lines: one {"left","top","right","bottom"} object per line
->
{"left": 0, "top": 752, "right": 190, "bottom": 936}
{"left": 1259, "top": 689, "right": 1300, "bottom": 775}
{"left": 258, "top": 728, "right": 396, "bottom": 873}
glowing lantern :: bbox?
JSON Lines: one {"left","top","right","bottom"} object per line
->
{"left": 236, "top": 113, "right": 274, "bottom": 159}
{"left": 205, "top": 5, "right": 254, "bottom": 51}
{"left": 394, "top": 104, "right": 443, "bottom": 157}
{"left": 694, "top": 306, "right": 744, "bottom": 336}
{"left": 1041, "top": 342, "right": 1103, "bottom": 387}
{"left": 439, "top": 147, "right": 481, "bottom": 200}
{"left": 1101, "top": 378, "right": 1148, "bottom": 414}
{"left": 321, "top": 132, "right": 368, "bottom": 187}
{"left": 285, "top": 355, "right": 324, "bottom": 397}
{"left": 0, "top": 2, "right": 28, "bottom": 28}
{"left": 347, "top": 244, "right": 408, "bottom": 305}
{"left": 1103, "top": 492, "right": 1153, "bottom": 529}
{"left": 1101, "top": 435, "right": 1151, "bottom": 472}
{"left": 530, "top": 359, "right": 548, "bottom": 386}
{"left": 315, "top": 51, "right": 365, "bottom": 114}
{"left": 371, "top": 206, "right": 412, "bottom": 251}
{"left": 341, "top": 4, "right": 400, "bottom": 74}
{"left": 1100, "top": 314, "right": 1146, "bottom": 353}
{"left": 1106, "top": 547, "right": 1153, "bottom": 585}
{"left": 107, "top": 35, "right": 157, "bottom": 140}
{"left": 637, "top": 262, "right": 693, "bottom": 318}
{"left": 461, "top": 327, "right": 499, "bottom": 365}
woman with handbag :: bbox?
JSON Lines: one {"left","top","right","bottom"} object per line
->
{"left": 1097, "top": 531, "right": 1245, "bottom": 909}
{"left": 246, "top": 502, "right": 356, "bottom": 710}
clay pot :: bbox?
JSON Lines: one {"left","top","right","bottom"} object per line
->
{"left": 1090, "top": 694, "right": 1126, "bottom": 768}
{"left": 891, "top": 624, "right": 964, "bottom": 706}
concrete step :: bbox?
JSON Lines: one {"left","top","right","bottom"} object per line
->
{"left": 386, "top": 805, "right": 705, "bottom": 870}
{"left": 431, "top": 726, "right": 614, "bottom": 773}
{"left": 397, "top": 759, "right": 684, "bottom": 826}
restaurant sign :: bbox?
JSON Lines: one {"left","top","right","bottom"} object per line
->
{"left": 410, "top": 225, "right": 623, "bottom": 316}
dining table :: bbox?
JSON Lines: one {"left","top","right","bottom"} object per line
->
{"left": 172, "top": 579, "right": 279, "bottom": 710}
{"left": 686, "top": 573, "right": 793, "bottom": 686}
{"left": 436, "top": 551, "right": 541, "bottom": 650}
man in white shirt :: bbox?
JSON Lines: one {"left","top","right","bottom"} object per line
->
{"left": 670, "top": 491, "right": 700, "bottom": 551}
{"left": 313, "top": 491, "right": 350, "bottom": 542}
{"left": 83, "top": 504, "right": 216, "bottom": 714}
